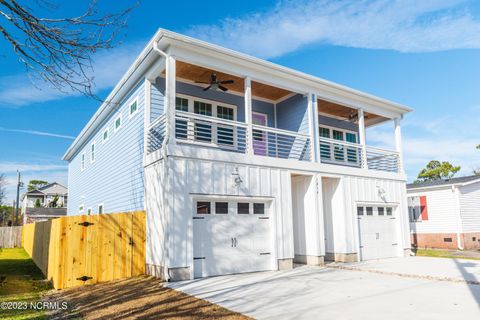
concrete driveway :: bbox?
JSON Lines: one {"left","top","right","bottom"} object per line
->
{"left": 167, "top": 257, "right": 480, "bottom": 320}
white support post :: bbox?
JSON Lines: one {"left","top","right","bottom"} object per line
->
{"left": 166, "top": 55, "right": 176, "bottom": 145}
{"left": 358, "top": 108, "right": 368, "bottom": 169}
{"left": 143, "top": 78, "right": 152, "bottom": 156}
{"left": 308, "top": 93, "right": 320, "bottom": 162}
{"left": 394, "top": 117, "right": 404, "bottom": 173}
{"left": 244, "top": 77, "right": 253, "bottom": 155}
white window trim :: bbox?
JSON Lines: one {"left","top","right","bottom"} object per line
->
{"left": 319, "top": 124, "right": 358, "bottom": 142}
{"left": 193, "top": 198, "right": 269, "bottom": 216}
{"left": 102, "top": 128, "right": 109, "bottom": 143}
{"left": 175, "top": 93, "right": 238, "bottom": 149}
{"left": 87, "top": 207, "right": 92, "bottom": 215}
{"left": 81, "top": 152, "right": 86, "bottom": 171}
{"left": 98, "top": 203, "right": 104, "bottom": 214}
{"left": 128, "top": 97, "right": 139, "bottom": 118}
{"left": 79, "top": 204, "right": 84, "bottom": 214}
{"left": 90, "top": 142, "right": 96, "bottom": 163}
{"left": 114, "top": 113, "right": 123, "bottom": 132}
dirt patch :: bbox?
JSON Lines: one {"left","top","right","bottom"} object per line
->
{"left": 46, "top": 276, "right": 251, "bottom": 320}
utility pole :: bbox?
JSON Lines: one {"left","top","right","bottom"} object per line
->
{"left": 14, "top": 170, "right": 20, "bottom": 226}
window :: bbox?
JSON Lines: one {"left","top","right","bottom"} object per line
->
{"left": 408, "top": 196, "right": 422, "bottom": 222}
{"left": 216, "top": 106, "right": 234, "bottom": 146}
{"left": 366, "top": 207, "right": 373, "bottom": 216}
{"left": 378, "top": 207, "right": 385, "bottom": 216}
{"left": 90, "top": 143, "right": 95, "bottom": 163}
{"left": 129, "top": 99, "right": 138, "bottom": 116}
{"left": 79, "top": 205, "right": 84, "bottom": 214}
{"left": 357, "top": 207, "right": 364, "bottom": 216}
{"left": 114, "top": 114, "right": 122, "bottom": 131}
{"left": 215, "top": 202, "right": 228, "bottom": 214}
{"left": 81, "top": 153, "right": 86, "bottom": 171}
{"left": 254, "top": 203, "right": 265, "bottom": 214}
{"left": 102, "top": 129, "right": 109, "bottom": 142}
{"left": 87, "top": 208, "right": 92, "bottom": 215}
{"left": 237, "top": 203, "right": 250, "bottom": 214}
{"left": 319, "top": 127, "right": 331, "bottom": 160}
{"left": 319, "top": 126, "right": 358, "bottom": 163}
{"left": 194, "top": 101, "right": 213, "bottom": 142}
{"left": 175, "top": 97, "right": 189, "bottom": 139}
{"left": 197, "top": 201, "right": 211, "bottom": 214}
{"left": 386, "top": 207, "right": 393, "bottom": 216}
{"left": 98, "top": 204, "right": 104, "bottom": 214}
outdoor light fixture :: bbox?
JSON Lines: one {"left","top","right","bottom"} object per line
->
{"left": 232, "top": 167, "right": 243, "bottom": 187}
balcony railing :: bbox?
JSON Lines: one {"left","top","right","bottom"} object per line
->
{"left": 147, "top": 112, "right": 400, "bottom": 173}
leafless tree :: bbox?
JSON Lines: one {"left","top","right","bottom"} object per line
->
{"left": 0, "top": 174, "right": 6, "bottom": 205}
{"left": 0, "top": 0, "right": 136, "bottom": 99}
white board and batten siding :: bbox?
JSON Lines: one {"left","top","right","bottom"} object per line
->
{"left": 459, "top": 182, "right": 480, "bottom": 233}
{"left": 67, "top": 80, "right": 147, "bottom": 215}
{"left": 160, "top": 157, "right": 294, "bottom": 276}
{"left": 408, "top": 188, "right": 459, "bottom": 234}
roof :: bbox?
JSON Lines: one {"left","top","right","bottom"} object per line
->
{"left": 407, "top": 175, "right": 480, "bottom": 190}
{"left": 62, "top": 28, "right": 413, "bottom": 161}
{"left": 23, "top": 182, "right": 68, "bottom": 199}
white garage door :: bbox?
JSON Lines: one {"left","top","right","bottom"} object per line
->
{"left": 193, "top": 200, "right": 272, "bottom": 278}
{"left": 358, "top": 206, "right": 398, "bottom": 260}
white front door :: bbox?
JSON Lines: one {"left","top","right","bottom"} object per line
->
{"left": 193, "top": 200, "right": 272, "bottom": 278}
{"left": 358, "top": 206, "right": 398, "bottom": 260}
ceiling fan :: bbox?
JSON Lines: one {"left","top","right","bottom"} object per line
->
{"left": 195, "top": 73, "right": 234, "bottom": 92}
{"left": 348, "top": 111, "right": 369, "bottom": 123}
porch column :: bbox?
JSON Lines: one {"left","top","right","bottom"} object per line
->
{"left": 244, "top": 77, "right": 253, "bottom": 155}
{"left": 358, "top": 108, "right": 368, "bottom": 169}
{"left": 308, "top": 93, "right": 320, "bottom": 162}
{"left": 394, "top": 117, "right": 404, "bottom": 173}
{"left": 166, "top": 55, "right": 176, "bottom": 145}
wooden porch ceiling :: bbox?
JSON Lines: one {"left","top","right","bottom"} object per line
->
{"left": 318, "top": 99, "right": 385, "bottom": 126}
{"left": 175, "top": 61, "right": 292, "bottom": 101}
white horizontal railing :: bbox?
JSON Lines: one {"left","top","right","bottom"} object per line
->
{"left": 319, "top": 137, "right": 364, "bottom": 168}
{"left": 251, "top": 124, "right": 312, "bottom": 161}
{"left": 175, "top": 111, "right": 248, "bottom": 154}
{"left": 147, "top": 114, "right": 167, "bottom": 153}
{"left": 366, "top": 146, "right": 400, "bottom": 173}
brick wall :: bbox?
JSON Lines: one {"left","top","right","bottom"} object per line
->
{"left": 412, "top": 232, "right": 480, "bottom": 250}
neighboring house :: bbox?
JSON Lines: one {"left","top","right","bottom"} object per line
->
{"left": 63, "top": 29, "right": 412, "bottom": 281}
{"left": 21, "top": 182, "right": 68, "bottom": 224}
{"left": 407, "top": 175, "right": 480, "bottom": 250}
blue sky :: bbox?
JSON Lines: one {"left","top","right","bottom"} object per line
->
{"left": 1, "top": 0, "right": 480, "bottom": 201}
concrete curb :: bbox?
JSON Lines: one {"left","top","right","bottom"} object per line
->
{"left": 326, "top": 264, "right": 480, "bottom": 286}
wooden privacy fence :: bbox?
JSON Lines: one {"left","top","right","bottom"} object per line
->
{"left": 0, "top": 226, "right": 22, "bottom": 248}
{"left": 22, "top": 211, "right": 146, "bottom": 290}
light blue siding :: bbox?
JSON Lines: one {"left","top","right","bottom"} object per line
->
{"left": 150, "top": 78, "right": 165, "bottom": 122}
{"left": 276, "top": 94, "right": 309, "bottom": 133}
{"left": 67, "top": 80, "right": 146, "bottom": 215}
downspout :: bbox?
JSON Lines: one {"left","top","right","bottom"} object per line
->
{"left": 152, "top": 38, "right": 171, "bottom": 281}
{"left": 453, "top": 185, "right": 464, "bottom": 250}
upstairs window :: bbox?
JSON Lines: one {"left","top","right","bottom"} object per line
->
{"left": 98, "top": 204, "right": 104, "bottom": 214}
{"left": 90, "top": 143, "right": 95, "bottom": 163}
{"left": 129, "top": 99, "right": 138, "bottom": 116}
{"left": 114, "top": 114, "right": 122, "bottom": 131}
{"left": 81, "top": 153, "right": 86, "bottom": 171}
{"left": 102, "top": 129, "right": 109, "bottom": 143}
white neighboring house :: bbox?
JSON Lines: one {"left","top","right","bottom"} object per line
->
{"left": 21, "top": 182, "right": 68, "bottom": 224}
{"left": 407, "top": 175, "right": 480, "bottom": 250}
{"left": 63, "top": 29, "right": 412, "bottom": 281}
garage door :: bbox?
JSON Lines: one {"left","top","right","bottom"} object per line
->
{"left": 193, "top": 200, "right": 272, "bottom": 278}
{"left": 358, "top": 205, "right": 398, "bottom": 260}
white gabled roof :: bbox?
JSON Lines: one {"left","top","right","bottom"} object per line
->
{"left": 63, "top": 29, "right": 412, "bottom": 161}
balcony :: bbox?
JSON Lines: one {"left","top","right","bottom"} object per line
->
{"left": 146, "top": 60, "right": 403, "bottom": 174}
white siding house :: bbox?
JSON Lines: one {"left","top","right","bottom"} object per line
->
{"left": 63, "top": 29, "right": 412, "bottom": 281}
{"left": 407, "top": 175, "right": 480, "bottom": 250}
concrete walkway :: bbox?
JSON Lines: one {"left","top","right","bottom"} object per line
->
{"left": 168, "top": 258, "right": 480, "bottom": 320}
{"left": 341, "top": 256, "right": 480, "bottom": 283}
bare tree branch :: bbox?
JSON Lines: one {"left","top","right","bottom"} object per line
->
{"left": 0, "top": 0, "right": 137, "bottom": 100}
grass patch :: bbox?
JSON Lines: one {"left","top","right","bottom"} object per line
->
{"left": 415, "top": 248, "right": 480, "bottom": 261}
{"left": 0, "top": 248, "right": 52, "bottom": 320}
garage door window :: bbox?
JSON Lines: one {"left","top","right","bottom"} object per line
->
{"left": 253, "top": 203, "right": 265, "bottom": 214}
{"left": 215, "top": 202, "right": 229, "bottom": 214}
{"left": 366, "top": 207, "right": 373, "bottom": 216}
{"left": 378, "top": 207, "right": 385, "bottom": 216}
{"left": 197, "top": 202, "right": 211, "bottom": 214}
{"left": 238, "top": 203, "right": 250, "bottom": 214}
{"left": 357, "top": 207, "right": 364, "bottom": 216}
{"left": 386, "top": 207, "right": 393, "bottom": 216}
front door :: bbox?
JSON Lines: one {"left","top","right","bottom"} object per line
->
{"left": 252, "top": 112, "right": 268, "bottom": 156}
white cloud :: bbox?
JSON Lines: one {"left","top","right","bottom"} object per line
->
{"left": 0, "top": 127, "right": 75, "bottom": 140}
{"left": 0, "top": 41, "right": 144, "bottom": 108}
{"left": 187, "top": 0, "right": 480, "bottom": 58}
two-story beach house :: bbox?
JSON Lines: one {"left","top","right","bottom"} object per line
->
{"left": 63, "top": 29, "right": 412, "bottom": 281}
